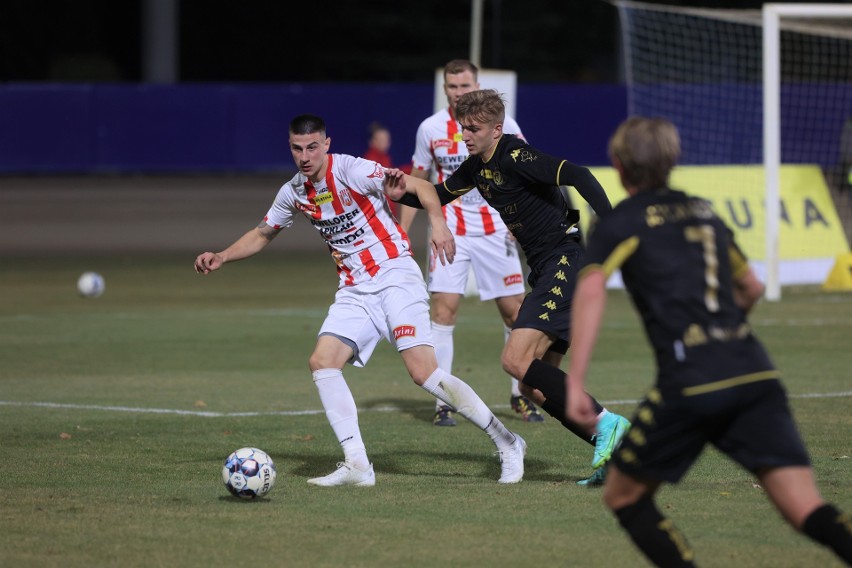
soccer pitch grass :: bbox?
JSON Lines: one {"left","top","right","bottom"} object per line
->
{"left": 1, "top": 253, "right": 850, "bottom": 567}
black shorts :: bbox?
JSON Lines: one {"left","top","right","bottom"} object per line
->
{"left": 614, "top": 378, "right": 811, "bottom": 483}
{"left": 514, "top": 242, "right": 584, "bottom": 355}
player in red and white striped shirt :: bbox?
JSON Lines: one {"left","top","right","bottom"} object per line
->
{"left": 194, "top": 114, "right": 526, "bottom": 487}
{"left": 400, "top": 59, "right": 544, "bottom": 426}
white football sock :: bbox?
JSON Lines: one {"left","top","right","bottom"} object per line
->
{"left": 431, "top": 321, "right": 455, "bottom": 411}
{"left": 312, "top": 368, "right": 369, "bottom": 470}
{"left": 421, "top": 368, "right": 515, "bottom": 449}
{"left": 505, "top": 325, "right": 523, "bottom": 397}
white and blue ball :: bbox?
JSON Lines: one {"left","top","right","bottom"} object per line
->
{"left": 77, "top": 271, "right": 105, "bottom": 298}
{"left": 222, "top": 447, "right": 277, "bottom": 499}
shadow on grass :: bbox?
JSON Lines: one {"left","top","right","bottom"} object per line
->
{"left": 357, "top": 396, "right": 548, "bottom": 426}
{"left": 357, "top": 396, "right": 436, "bottom": 424}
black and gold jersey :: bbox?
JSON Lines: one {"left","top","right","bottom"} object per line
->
{"left": 583, "top": 187, "right": 775, "bottom": 392}
{"left": 439, "top": 134, "right": 611, "bottom": 270}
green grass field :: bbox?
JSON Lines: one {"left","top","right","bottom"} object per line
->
{"left": 1, "top": 253, "right": 850, "bottom": 567}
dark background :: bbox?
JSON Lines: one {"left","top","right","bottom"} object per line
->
{"left": 0, "top": 0, "right": 799, "bottom": 84}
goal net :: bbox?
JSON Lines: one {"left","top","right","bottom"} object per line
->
{"left": 615, "top": 1, "right": 852, "bottom": 299}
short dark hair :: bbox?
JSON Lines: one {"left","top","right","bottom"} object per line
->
{"left": 444, "top": 59, "right": 479, "bottom": 80}
{"left": 290, "top": 114, "right": 326, "bottom": 136}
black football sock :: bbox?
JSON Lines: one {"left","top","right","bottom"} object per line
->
{"left": 802, "top": 504, "right": 852, "bottom": 564}
{"left": 614, "top": 496, "right": 696, "bottom": 568}
{"left": 523, "top": 359, "right": 603, "bottom": 445}
{"left": 521, "top": 358, "right": 567, "bottom": 399}
{"left": 541, "top": 398, "right": 595, "bottom": 446}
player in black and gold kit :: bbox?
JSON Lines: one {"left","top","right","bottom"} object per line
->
{"left": 386, "top": 89, "right": 630, "bottom": 483}
{"left": 566, "top": 116, "right": 852, "bottom": 566}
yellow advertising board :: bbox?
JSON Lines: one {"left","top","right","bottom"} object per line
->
{"left": 571, "top": 166, "right": 850, "bottom": 285}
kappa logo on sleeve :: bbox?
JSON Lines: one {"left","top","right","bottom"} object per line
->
{"left": 367, "top": 163, "right": 385, "bottom": 179}
{"left": 393, "top": 325, "right": 416, "bottom": 340}
{"left": 510, "top": 149, "right": 537, "bottom": 163}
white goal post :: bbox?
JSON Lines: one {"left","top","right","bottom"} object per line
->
{"left": 763, "top": 4, "right": 852, "bottom": 299}
{"left": 616, "top": 2, "right": 852, "bottom": 301}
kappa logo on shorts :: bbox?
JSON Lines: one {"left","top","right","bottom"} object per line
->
{"left": 503, "top": 274, "right": 523, "bottom": 286}
{"left": 393, "top": 325, "right": 416, "bottom": 340}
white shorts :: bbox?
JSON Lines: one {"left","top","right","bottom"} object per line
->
{"left": 427, "top": 230, "right": 526, "bottom": 300}
{"left": 319, "top": 257, "right": 432, "bottom": 368}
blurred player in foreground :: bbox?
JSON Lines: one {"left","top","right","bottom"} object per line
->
{"left": 566, "top": 116, "right": 852, "bottom": 566}
{"left": 400, "top": 59, "right": 543, "bottom": 426}
{"left": 385, "top": 90, "right": 630, "bottom": 484}
{"left": 195, "top": 114, "right": 526, "bottom": 487}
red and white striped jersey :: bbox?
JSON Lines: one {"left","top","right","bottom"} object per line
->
{"left": 411, "top": 107, "right": 523, "bottom": 237}
{"left": 264, "top": 154, "right": 412, "bottom": 288}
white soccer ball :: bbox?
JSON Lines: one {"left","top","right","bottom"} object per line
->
{"left": 222, "top": 447, "right": 277, "bottom": 499}
{"left": 77, "top": 272, "right": 105, "bottom": 298}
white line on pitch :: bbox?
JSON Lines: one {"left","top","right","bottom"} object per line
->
{"left": 2, "top": 391, "right": 852, "bottom": 418}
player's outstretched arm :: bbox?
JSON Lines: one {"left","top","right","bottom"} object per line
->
{"left": 383, "top": 169, "right": 455, "bottom": 264}
{"left": 558, "top": 161, "right": 612, "bottom": 217}
{"left": 194, "top": 223, "right": 280, "bottom": 274}
{"left": 397, "top": 168, "right": 430, "bottom": 232}
{"left": 566, "top": 268, "right": 608, "bottom": 429}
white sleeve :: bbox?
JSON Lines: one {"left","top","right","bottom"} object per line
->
{"left": 334, "top": 154, "right": 386, "bottom": 196}
{"left": 411, "top": 120, "right": 434, "bottom": 171}
{"left": 263, "top": 184, "right": 297, "bottom": 229}
{"left": 504, "top": 116, "right": 525, "bottom": 141}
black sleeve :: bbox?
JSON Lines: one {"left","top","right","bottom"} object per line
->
{"left": 391, "top": 182, "right": 461, "bottom": 209}
{"left": 393, "top": 192, "right": 424, "bottom": 209}
{"left": 557, "top": 161, "right": 612, "bottom": 217}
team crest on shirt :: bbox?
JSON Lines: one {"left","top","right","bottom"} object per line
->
{"left": 393, "top": 325, "right": 416, "bottom": 340}
{"left": 338, "top": 186, "right": 353, "bottom": 206}
{"left": 367, "top": 163, "right": 385, "bottom": 179}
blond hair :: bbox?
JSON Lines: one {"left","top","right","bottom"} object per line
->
{"left": 608, "top": 116, "right": 681, "bottom": 191}
{"left": 455, "top": 89, "right": 506, "bottom": 126}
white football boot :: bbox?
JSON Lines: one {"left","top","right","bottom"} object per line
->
{"left": 307, "top": 462, "right": 375, "bottom": 487}
{"left": 497, "top": 433, "right": 526, "bottom": 484}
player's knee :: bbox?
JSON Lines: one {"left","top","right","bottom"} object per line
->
{"left": 500, "top": 352, "right": 526, "bottom": 381}
{"left": 431, "top": 309, "right": 457, "bottom": 326}
{"left": 308, "top": 351, "right": 333, "bottom": 372}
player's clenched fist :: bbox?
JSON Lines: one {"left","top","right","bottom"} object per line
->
{"left": 194, "top": 252, "right": 223, "bottom": 274}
